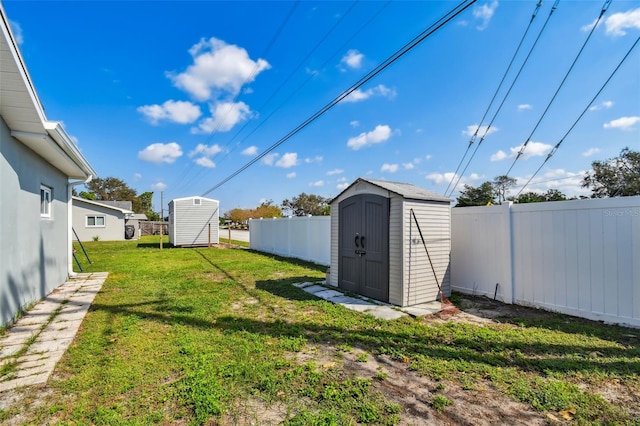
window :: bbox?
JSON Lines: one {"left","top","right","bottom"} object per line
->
{"left": 193, "top": 198, "right": 201, "bottom": 205}
{"left": 40, "top": 185, "right": 52, "bottom": 218}
{"left": 86, "top": 216, "right": 106, "bottom": 227}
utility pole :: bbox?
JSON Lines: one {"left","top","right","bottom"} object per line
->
{"left": 160, "top": 191, "right": 164, "bottom": 250}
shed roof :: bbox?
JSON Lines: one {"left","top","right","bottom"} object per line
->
{"left": 331, "top": 178, "right": 451, "bottom": 203}
{"left": 169, "top": 196, "right": 219, "bottom": 203}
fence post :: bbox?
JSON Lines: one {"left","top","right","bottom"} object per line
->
{"left": 502, "top": 202, "right": 514, "bottom": 304}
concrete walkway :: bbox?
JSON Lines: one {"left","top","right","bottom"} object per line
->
{"left": 293, "top": 281, "right": 441, "bottom": 320}
{"left": 0, "top": 272, "right": 107, "bottom": 394}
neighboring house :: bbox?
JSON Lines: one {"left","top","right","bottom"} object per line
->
{"left": 0, "top": 5, "right": 97, "bottom": 326}
{"left": 72, "top": 197, "right": 137, "bottom": 241}
{"left": 169, "top": 196, "right": 219, "bottom": 247}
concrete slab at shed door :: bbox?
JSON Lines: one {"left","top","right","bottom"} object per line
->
{"left": 339, "top": 194, "right": 390, "bottom": 303}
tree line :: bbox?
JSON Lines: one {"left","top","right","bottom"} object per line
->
{"left": 455, "top": 147, "right": 639, "bottom": 207}
{"left": 74, "top": 177, "right": 161, "bottom": 221}
{"left": 74, "top": 148, "right": 638, "bottom": 219}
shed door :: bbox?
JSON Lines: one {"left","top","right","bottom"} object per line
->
{"left": 338, "top": 194, "right": 389, "bottom": 302}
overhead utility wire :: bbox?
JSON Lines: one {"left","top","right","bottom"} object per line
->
{"left": 504, "top": 0, "right": 612, "bottom": 177}
{"left": 443, "top": 0, "right": 544, "bottom": 196}
{"left": 169, "top": 1, "right": 300, "bottom": 197}
{"left": 200, "top": 0, "right": 477, "bottom": 197}
{"left": 446, "top": 0, "right": 559, "bottom": 197}
{"left": 212, "top": 1, "right": 392, "bottom": 167}
{"left": 202, "top": 1, "right": 301, "bottom": 146}
{"left": 515, "top": 35, "right": 640, "bottom": 197}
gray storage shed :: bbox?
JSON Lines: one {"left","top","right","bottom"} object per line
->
{"left": 169, "top": 196, "right": 219, "bottom": 247}
{"left": 329, "top": 178, "right": 451, "bottom": 307}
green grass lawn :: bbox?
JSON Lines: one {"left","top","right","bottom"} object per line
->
{"left": 2, "top": 237, "right": 639, "bottom": 424}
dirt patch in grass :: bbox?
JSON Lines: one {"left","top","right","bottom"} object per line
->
{"left": 337, "top": 347, "right": 547, "bottom": 425}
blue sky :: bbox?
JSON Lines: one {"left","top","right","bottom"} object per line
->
{"left": 5, "top": 0, "right": 639, "bottom": 212}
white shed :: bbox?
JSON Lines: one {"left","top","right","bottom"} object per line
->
{"left": 329, "top": 178, "right": 451, "bottom": 307}
{"left": 168, "top": 196, "right": 219, "bottom": 247}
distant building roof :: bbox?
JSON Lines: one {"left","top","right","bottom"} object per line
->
{"left": 72, "top": 196, "right": 133, "bottom": 214}
{"left": 97, "top": 200, "right": 133, "bottom": 211}
{"left": 129, "top": 213, "right": 148, "bottom": 220}
{"left": 331, "top": 178, "right": 451, "bottom": 203}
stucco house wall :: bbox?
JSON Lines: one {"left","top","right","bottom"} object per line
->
{"left": 72, "top": 197, "right": 132, "bottom": 241}
{"left": 0, "top": 4, "right": 96, "bottom": 327}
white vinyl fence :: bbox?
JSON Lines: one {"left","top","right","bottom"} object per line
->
{"left": 249, "top": 216, "right": 330, "bottom": 266}
{"left": 451, "top": 197, "right": 640, "bottom": 328}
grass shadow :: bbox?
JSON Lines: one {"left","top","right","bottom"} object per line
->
{"left": 256, "top": 278, "right": 325, "bottom": 302}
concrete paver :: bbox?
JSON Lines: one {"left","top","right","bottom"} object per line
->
{"left": 0, "top": 272, "right": 107, "bottom": 394}
{"left": 298, "top": 280, "right": 441, "bottom": 320}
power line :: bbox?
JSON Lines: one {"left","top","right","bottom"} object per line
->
{"left": 515, "top": 35, "right": 640, "bottom": 197}
{"left": 210, "top": 1, "right": 392, "bottom": 169}
{"left": 443, "top": 0, "right": 544, "bottom": 196}
{"left": 168, "top": 1, "right": 301, "bottom": 197}
{"left": 504, "top": 0, "right": 612, "bottom": 177}
{"left": 446, "top": 0, "right": 559, "bottom": 197}
{"left": 200, "top": 0, "right": 478, "bottom": 197}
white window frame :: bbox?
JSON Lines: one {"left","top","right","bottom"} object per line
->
{"left": 86, "top": 215, "right": 106, "bottom": 227}
{"left": 40, "top": 185, "right": 52, "bottom": 218}
{"left": 193, "top": 198, "right": 201, "bottom": 205}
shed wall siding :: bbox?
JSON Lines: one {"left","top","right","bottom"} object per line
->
{"left": 1, "top": 118, "right": 70, "bottom": 326}
{"left": 388, "top": 196, "right": 403, "bottom": 305}
{"left": 403, "top": 201, "right": 451, "bottom": 305}
{"left": 72, "top": 202, "right": 126, "bottom": 241}
{"left": 170, "top": 198, "right": 219, "bottom": 246}
{"left": 329, "top": 206, "right": 339, "bottom": 286}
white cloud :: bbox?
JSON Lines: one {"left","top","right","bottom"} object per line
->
{"left": 517, "top": 104, "right": 532, "bottom": 111}
{"left": 133, "top": 173, "right": 142, "bottom": 181}
{"left": 138, "top": 142, "right": 183, "bottom": 164}
{"left": 194, "top": 157, "right": 216, "bottom": 168}
{"left": 491, "top": 141, "right": 552, "bottom": 161}
{"left": 425, "top": 172, "right": 458, "bottom": 185}
{"left": 192, "top": 101, "right": 251, "bottom": 134}
{"left": 425, "top": 154, "right": 432, "bottom": 160}
{"left": 169, "top": 37, "right": 270, "bottom": 101}
{"left": 341, "top": 49, "right": 364, "bottom": 69}
{"left": 242, "top": 145, "right": 258, "bottom": 156}
{"left": 337, "top": 177, "right": 348, "bottom": 183}
{"left": 604, "top": 116, "right": 640, "bottom": 130}
{"left": 582, "top": 148, "right": 601, "bottom": 157}
{"left": 511, "top": 141, "right": 553, "bottom": 159}
{"left": 276, "top": 152, "right": 298, "bottom": 168}
{"left": 137, "top": 100, "right": 202, "bottom": 124}
{"left": 327, "top": 169, "right": 344, "bottom": 176}
{"left": 490, "top": 150, "right": 508, "bottom": 162}
{"left": 403, "top": 163, "right": 415, "bottom": 170}
{"left": 188, "top": 143, "right": 222, "bottom": 158}
{"left": 305, "top": 155, "right": 323, "bottom": 164}
{"left": 342, "top": 84, "right": 396, "bottom": 103}
{"left": 350, "top": 120, "right": 360, "bottom": 127}
{"left": 589, "top": 100, "right": 614, "bottom": 111}
{"left": 424, "top": 171, "right": 482, "bottom": 193}
{"left": 9, "top": 20, "right": 23, "bottom": 45}
{"left": 604, "top": 8, "right": 640, "bottom": 37}
{"left": 261, "top": 153, "right": 278, "bottom": 166}
{"left": 337, "top": 182, "right": 349, "bottom": 190}
{"left": 473, "top": 0, "right": 498, "bottom": 31}
{"left": 310, "top": 180, "right": 325, "bottom": 187}
{"left": 463, "top": 124, "right": 498, "bottom": 138}
{"left": 151, "top": 182, "right": 167, "bottom": 191}
{"left": 381, "top": 163, "right": 399, "bottom": 173}
{"left": 286, "top": 172, "right": 296, "bottom": 179}
{"left": 347, "top": 124, "right": 392, "bottom": 150}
